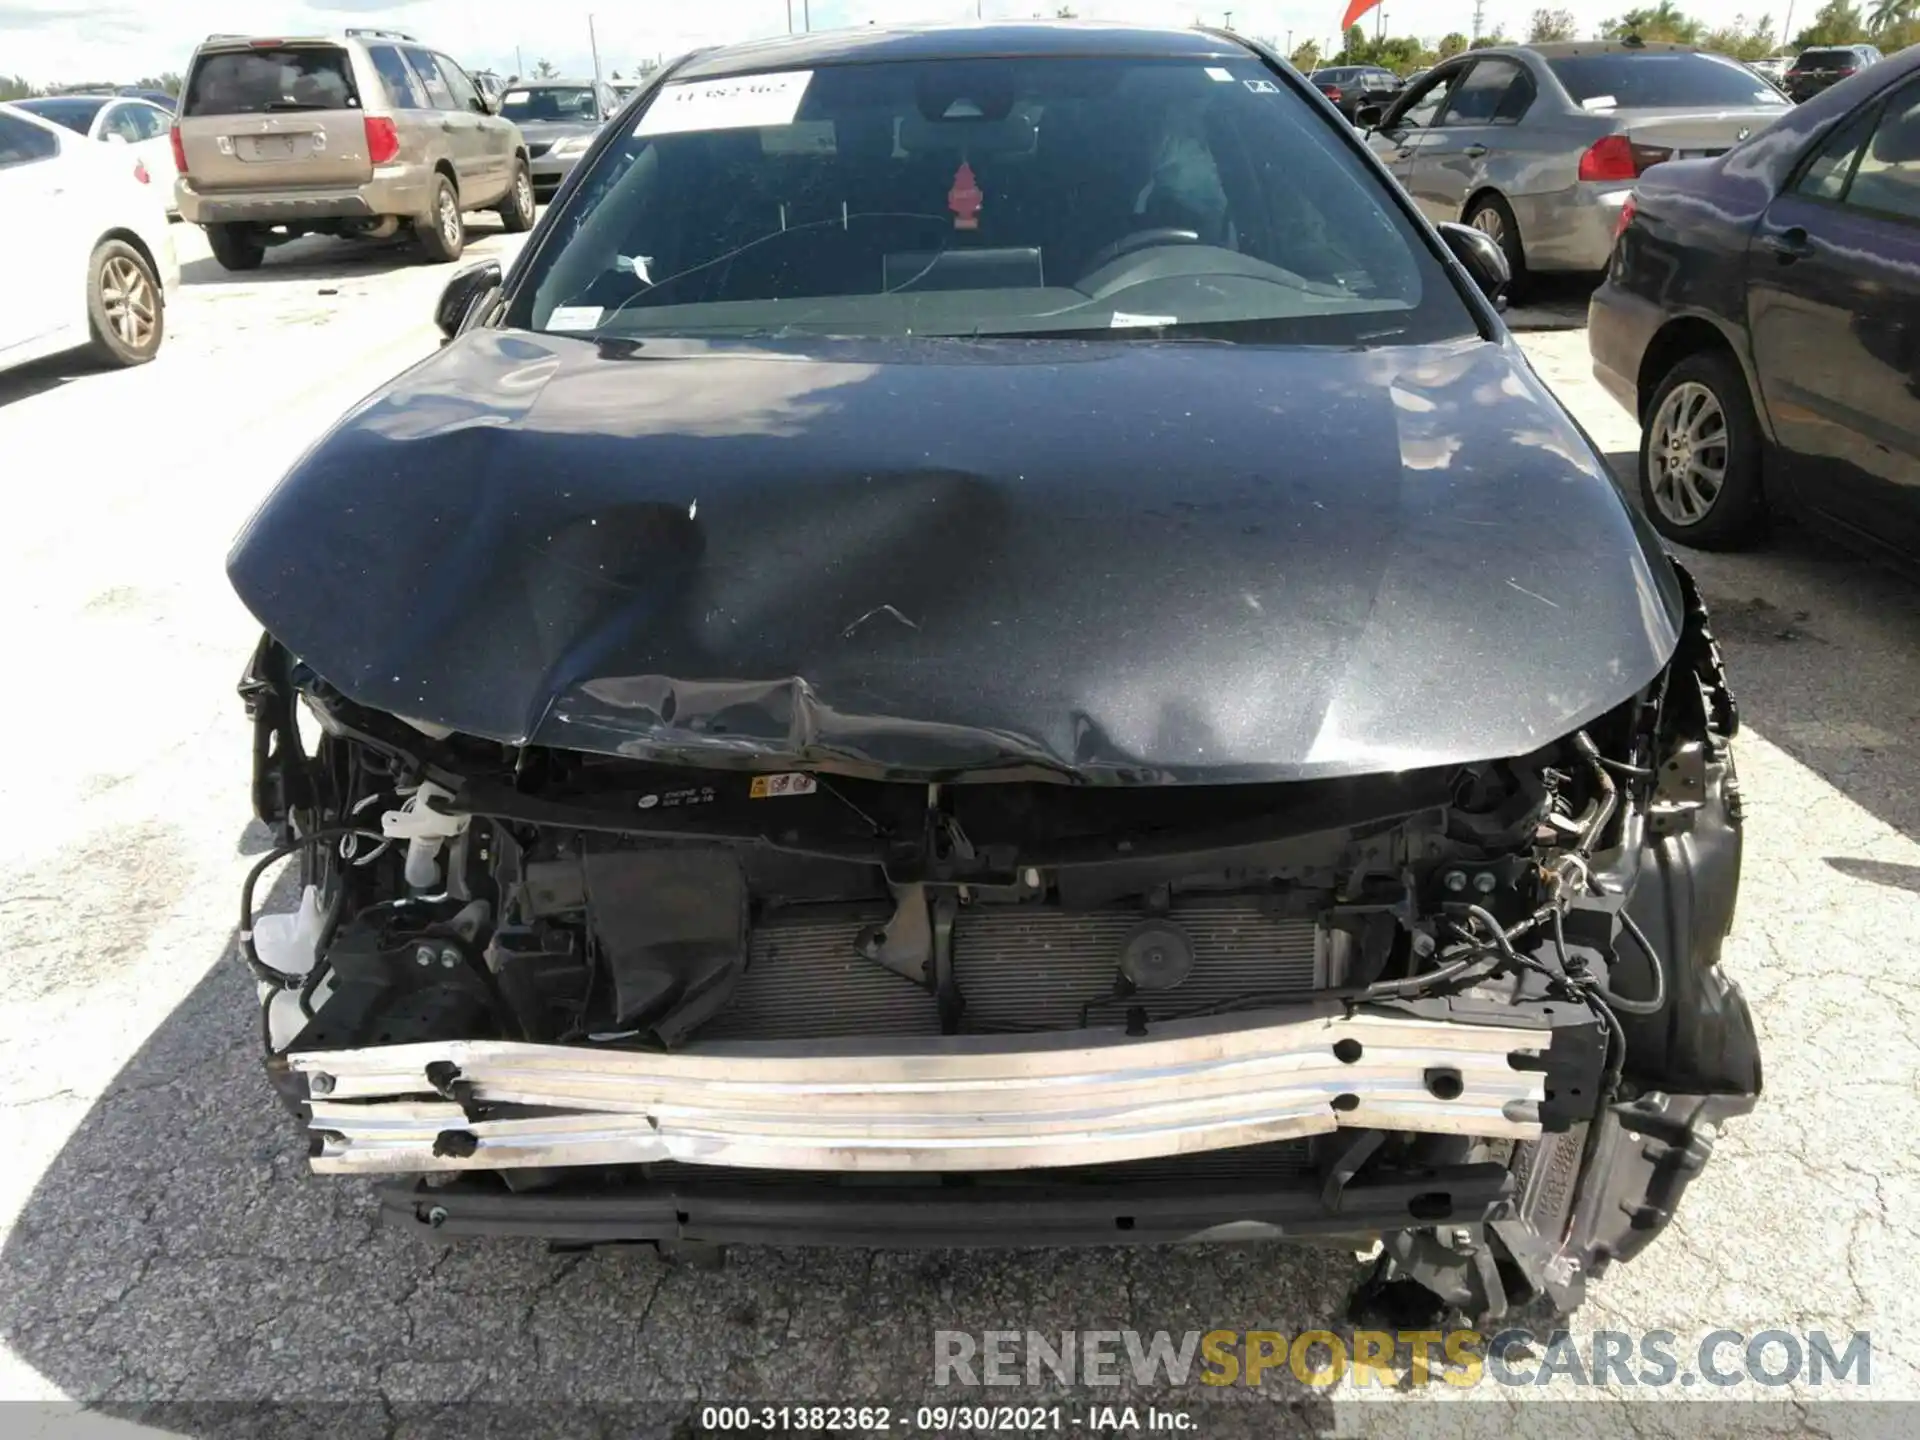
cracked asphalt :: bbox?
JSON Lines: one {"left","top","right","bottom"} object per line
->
{"left": 0, "top": 232, "right": 1916, "bottom": 1439}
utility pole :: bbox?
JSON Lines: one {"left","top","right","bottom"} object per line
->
{"left": 803, "top": 0, "right": 811, "bottom": 31}
{"left": 515, "top": 45, "right": 524, "bottom": 79}
{"left": 1224, "top": 10, "right": 1233, "bottom": 29}
{"left": 1779, "top": 1, "right": 1795, "bottom": 48}
{"left": 1471, "top": 0, "right": 1485, "bottom": 41}
{"left": 588, "top": 14, "right": 603, "bottom": 88}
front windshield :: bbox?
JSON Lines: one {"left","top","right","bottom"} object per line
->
{"left": 513, "top": 55, "right": 1476, "bottom": 345}
{"left": 502, "top": 85, "right": 600, "bottom": 123}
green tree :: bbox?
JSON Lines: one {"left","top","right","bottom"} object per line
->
{"left": 132, "top": 71, "right": 183, "bottom": 96}
{"left": 1528, "top": 8, "right": 1580, "bottom": 40}
{"left": 1702, "top": 12, "right": 1780, "bottom": 57}
{"left": 1470, "top": 28, "right": 1514, "bottom": 48}
{"left": 1437, "top": 31, "right": 1471, "bottom": 57}
{"left": 1289, "top": 39, "right": 1322, "bottom": 70}
{"left": 1792, "top": 0, "right": 1869, "bottom": 44}
{"left": 533, "top": 58, "right": 559, "bottom": 78}
{"left": 1867, "top": 0, "right": 1914, "bottom": 33}
{"left": 0, "top": 74, "right": 40, "bottom": 101}
{"left": 1601, "top": 2, "right": 1704, "bottom": 41}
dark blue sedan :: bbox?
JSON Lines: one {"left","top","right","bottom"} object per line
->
{"left": 1590, "top": 44, "right": 1920, "bottom": 555}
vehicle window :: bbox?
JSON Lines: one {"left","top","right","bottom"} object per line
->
{"left": 367, "top": 44, "right": 427, "bottom": 109}
{"left": 1549, "top": 52, "right": 1789, "bottom": 110}
{"left": 1793, "top": 106, "right": 1876, "bottom": 201}
{"left": 516, "top": 57, "right": 1477, "bottom": 348}
{"left": 0, "top": 111, "right": 60, "bottom": 168}
{"left": 1796, "top": 49, "right": 1861, "bottom": 71}
{"left": 402, "top": 47, "right": 458, "bottom": 110}
{"left": 437, "top": 55, "right": 484, "bottom": 114}
{"left": 1844, "top": 83, "right": 1920, "bottom": 223}
{"left": 1393, "top": 69, "right": 1462, "bottom": 129}
{"left": 102, "top": 104, "right": 146, "bottom": 142}
{"left": 129, "top": 104, "right": 170, "bottom": 140}
{"left": 502, "top": 86, "right": 602, "bottom": 123}
{"left": 1440, "top": 60, "right": 1533, "bottom": 125}
{"left": 16, "top": 97, "right": 108, "bottom": 134}
{"left": 183, "top": 46, "right": 361, "bottom": 115}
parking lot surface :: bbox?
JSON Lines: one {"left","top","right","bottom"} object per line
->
{"left": 1, "top": 224, "right": 1916, "bottom": 1439}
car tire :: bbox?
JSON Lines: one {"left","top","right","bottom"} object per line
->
{"left": 417, "top": 175, "right": 466, "bottom": 263}
{"left": 496, "top": 160, "right": 536, "bottom": 233}
{"left": 1462, "top": 193, "right": 1526, "bottom": 298}
{"left": 84, "top": 239, "right": 164, "bottom": 368}
{"left": 1639, "top": 351, "right": 1767, "bottom": 550}
{"left": 206, "top": 222, "right": 265, "bottom": 272}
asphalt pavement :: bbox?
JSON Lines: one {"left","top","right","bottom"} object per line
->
{"left": 0, "top": 227, "right": 1916, "bottom": 1439}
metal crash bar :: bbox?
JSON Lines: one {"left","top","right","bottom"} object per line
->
{"left": 295, "top": 1005, "right": 1548, "bottom": 1175}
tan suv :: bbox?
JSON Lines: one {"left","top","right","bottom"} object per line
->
{"left": 172, "top": 27, "right": 536, "bottom": 270}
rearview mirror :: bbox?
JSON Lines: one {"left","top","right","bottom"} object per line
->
{"left": 1355, "top": 102, "right": 1386, "bottom": 131}
{"left": 435, "top": 259, "right": 503, "bottom": 341}
{"left": 1436, "top": 221, "right": 1510, "bottom": 310}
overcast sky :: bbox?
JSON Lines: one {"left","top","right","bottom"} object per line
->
{"left": 2, "top": 0, "right": 1790, "bottom": 83}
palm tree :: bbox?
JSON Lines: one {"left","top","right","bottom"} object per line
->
{"left": 1867, "top": 0, "right": 1913, "bottom": 33}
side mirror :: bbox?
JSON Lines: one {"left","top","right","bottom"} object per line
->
{"left": 1436, "top": 221, "right": 1511, "bottom": 310}
{"left": 1354, "top": 102, "right": 1386, "bottom": 131}
{"left": 435, "top": 259, "right": 503, "bottom": 341}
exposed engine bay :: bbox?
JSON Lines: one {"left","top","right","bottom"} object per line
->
{"left": 238, "top": 568, "right": 1758, "bottom": 1325}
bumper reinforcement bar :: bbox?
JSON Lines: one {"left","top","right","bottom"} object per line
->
{"left": 294, "top": 1005, "right": 1549, "bottom": 1175}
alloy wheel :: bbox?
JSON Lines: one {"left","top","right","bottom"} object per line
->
{"left": 1648, "top": 380, "right": 1729, "bottom": 527}
{"left": 100, "top": 255, "right": 156, "bottom": 350}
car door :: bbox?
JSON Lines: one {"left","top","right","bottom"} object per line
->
{"left": 1747, "top": 75, "right": 1920, "bottom": 553}
{"left": 402, "top": 46, "right": 483, "bottom": 198}
{"left": 1410, "top": 58, "right": 1537, "bottom": 224}
{"left": 437, "top": 54, "right": 508, "bottom": 202}
{"left": 1370, "top": 64, "right": 1467, "bottom": 199}
{"left": 0, "top": 111, "right": 70, "bottom": 358}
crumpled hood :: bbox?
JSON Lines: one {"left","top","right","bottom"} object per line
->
{"left": 228, "top": 329, "right": 1681, "bottom": 783}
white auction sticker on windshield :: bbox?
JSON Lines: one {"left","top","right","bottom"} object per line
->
{"left": 504, "top": 90, "right": 529, "bottom": 103}
{"left": 1112, "top": 312, "right": 1177, "bottom": 329}
{"left": 1205, "top": 66, "right": 1235, "bottom": 82}
{"left": 547, "top": 305, "right": 604, "bottom": 331}
{"left": 637, "top": 70, "right": 813, "bottom": 137}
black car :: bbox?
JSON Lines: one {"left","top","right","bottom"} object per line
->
{"left": 1783, "top": 43, "right": 1882, "bottom": 103}
{"left": 228, "top": 21, "right": 1754, "bottom": 1326}
{"left": 1591, "top": 43, "right": 1920, "bottom": 556}
{"left": 1308, "top": 65, "right": 1403, "bottom": 121}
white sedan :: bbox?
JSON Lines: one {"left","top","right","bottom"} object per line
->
{"left": 0, "top": 102, "right": 179, "bottom": 377}
{"left": 12, "top": 93, "right": 179, "bottom": 213}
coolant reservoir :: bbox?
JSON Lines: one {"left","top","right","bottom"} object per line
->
{"left": 256, "top": 885, "right": 326, "bottom": 1051}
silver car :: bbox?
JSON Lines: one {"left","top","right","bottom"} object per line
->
{"left": 1363, "top": 41, "right": 1792, "bottom": 280}
{"left": 499, "top": 79, "right": 618, "bottom": 200}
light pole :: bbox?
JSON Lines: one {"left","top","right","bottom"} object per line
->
{"left": 588, "top": 13, "right": 603, "bottom": 89}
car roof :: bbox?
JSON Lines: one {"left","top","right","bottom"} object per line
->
{"left": 672, "top": 21, "right": 1245, "bottom": 80}
{"left": 511, "top": 78, "right": 599, "bottom": 87}
{"left": 1513, "top": 40, "right": 1709, "bottom": 58}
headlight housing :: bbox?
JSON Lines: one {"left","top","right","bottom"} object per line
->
{"left": 553, "top": 135, "right": 593, "bottom": 158}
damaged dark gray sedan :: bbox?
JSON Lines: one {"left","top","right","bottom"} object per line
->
{"left": 227, "top": 22, "right": 1758, "bottom": 1325}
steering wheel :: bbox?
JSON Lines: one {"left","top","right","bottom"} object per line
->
{"left": 1078, "top": 228, "right": 1203, "bottom": 279}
